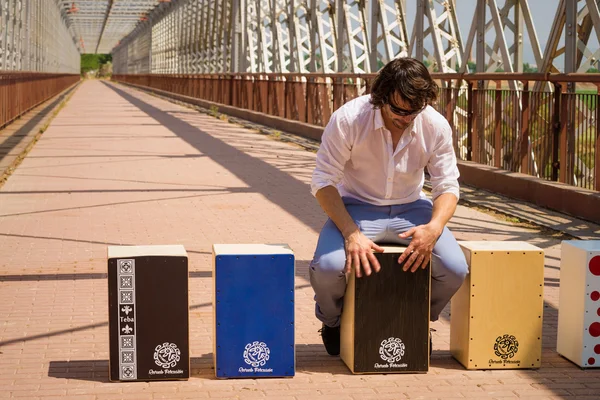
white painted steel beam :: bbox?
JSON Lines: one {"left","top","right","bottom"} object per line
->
{"left": 2, "top": 0, "right": 596, "bottom": 77}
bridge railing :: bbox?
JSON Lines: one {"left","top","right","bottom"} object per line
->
{"left": 113, "top": 72, "right": 599, "bottom": 192}
{"left": 0, "top": 72, "right": 80, "bottom": 131}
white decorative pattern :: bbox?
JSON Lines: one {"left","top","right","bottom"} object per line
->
{"left": 154, "top": 342, "right": 181, "bottom": 368}
{"left": 117, "top": 259, "right": 137, "bottom": 380}
{"left": 379, "top": 337, "right": 405, "bottom": 363}
{"left": 243, "top": 341, "right": 271, "bottom": 367}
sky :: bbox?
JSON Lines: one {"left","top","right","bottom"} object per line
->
{"left": 399, "top": 0, "right": 599, "bottom": 69}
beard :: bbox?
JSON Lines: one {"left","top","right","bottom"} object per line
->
{"left": 392, "top": 119, "right": 410, "bottom": 131}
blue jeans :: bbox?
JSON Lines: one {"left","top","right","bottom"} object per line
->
{"left": 309, "top": 197, "right": 468, "bottom": 327}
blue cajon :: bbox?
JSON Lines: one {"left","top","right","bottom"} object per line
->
{"left": 212, "top": 244, "right": 295, "bottom": 378}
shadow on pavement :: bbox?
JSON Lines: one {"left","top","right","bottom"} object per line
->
{"left": 48, "top": 360, "right": 109, "bottom": 383}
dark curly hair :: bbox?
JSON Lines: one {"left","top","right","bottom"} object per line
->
{"left": 369, "top": 57, "right": 438, "bottom": 110}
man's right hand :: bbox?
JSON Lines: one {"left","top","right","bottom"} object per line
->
{"left": 343, "top": 231, "right": 384, "bottom": 278}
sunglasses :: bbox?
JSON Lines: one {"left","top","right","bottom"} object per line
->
{"left": 387, "top": 101, "right": 426, "bottom": 117}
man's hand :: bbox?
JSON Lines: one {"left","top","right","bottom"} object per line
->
{"left": 344, "top": 231, "right": 385, "bottom": 278}
{"left": 397, "top": 223, "right": 442, "bottom": 272}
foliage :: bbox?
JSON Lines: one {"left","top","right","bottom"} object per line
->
{"left": 467, "top": 61, "right": 476, "bottom": 73}
{"left": 523, "top": 63, "right": 538, "bottom": 73}
{"left": 98, "top": 61, "right": 113, "bottom": 78}
{"left": 81, "top": 54, "right": 112, "bottom": 76}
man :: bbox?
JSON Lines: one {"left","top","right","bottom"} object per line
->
{"left": 309, "top": 57, "right": 468, "bottom": 356}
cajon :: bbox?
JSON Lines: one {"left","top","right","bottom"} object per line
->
{"left": 341, "top": 246, "right": 431, "bottom": 374}
{"left": 213, "top": 244, "right": 295, "bottom": 378}
{"left": 451, "top": 241, "right": 544, "bottom": 369}
{"left": 557, "top": 240, "right": 600, "bottom": 368}
{"left": 108, "top": 245, "right": 189, "bottom": 381}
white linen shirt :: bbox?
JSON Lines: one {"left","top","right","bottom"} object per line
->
{"left": 311, "top": 95, "right": 460, "bottom": 205}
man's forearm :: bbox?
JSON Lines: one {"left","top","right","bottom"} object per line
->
{"left": 315, "top": 186, "right": 359, "bottom": 239}
{"left": 429, "top": 193, "right": 458, "bottom": 235}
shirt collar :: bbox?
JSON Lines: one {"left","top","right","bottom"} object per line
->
{"left": 374, "top": 107, "right": 386, "bottom": 131}
{"left": 375, "top": 106, "right": 418, "bottom": 136}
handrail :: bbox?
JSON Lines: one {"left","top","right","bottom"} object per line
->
{"left": 0, "top": 72, "right": 80, "bottom": 131}
{"left": 113, "top": 72, "right": 599, "bottom": 192}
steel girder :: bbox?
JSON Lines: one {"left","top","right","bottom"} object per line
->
{"left": 57, "top": 0, "right": 165, "bottom": 54}
{"left": 410, "top": 0, "right": 463, "bottom": 73}
{"left": 539, "top": 0, "right": 600, "bottom": 74}
{"left": 2, "top": 0, "right": 599, "bottom": 75}
{"left": 0, "top": 0, "right": 79, "bottom": 72}
{"left": 108, "top": 0, "right": 600, "bottom": 75}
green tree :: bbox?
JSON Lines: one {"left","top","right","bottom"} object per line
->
{"left": 523, "top": 63, "right": 538, "bottom": 73}
{"left": 467, "top": 61, "right": 476, "bottom": 73}
{"left": 81, "top": 54, "right": 113, "bottom": 76}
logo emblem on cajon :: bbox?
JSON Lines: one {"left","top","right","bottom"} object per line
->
{"left": 494, "top": 334, "right": 519, "bottom": 359}
{"left": 379, "top": 337, "right": 405, "bottom": 363}
{"left": 154, "top": 343, "right": 181, "bottom": 368}
{"left": 243, "top": 341, "right": 270, "bottom": 367}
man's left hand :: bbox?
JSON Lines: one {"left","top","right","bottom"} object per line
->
{"left": 397, "top": 224, "right": 442, "bottom": 272}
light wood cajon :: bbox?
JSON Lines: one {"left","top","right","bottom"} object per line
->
{"left": 557, "top": 240, "right": 600, "bottom": 368}
{"left": 451, "top": 241, "right": 544, "bottom": 369}
{"left": 341, "top": 246, "right": 431, "bottom": 374}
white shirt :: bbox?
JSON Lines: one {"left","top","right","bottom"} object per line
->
{"left": 311, "top": 95, "right": 460, "bottom": 205}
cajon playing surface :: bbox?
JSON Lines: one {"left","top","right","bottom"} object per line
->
{"left": 213, "top": 244, "right": 295, "bottom": 378}
{"left": 341, "top": 246, "right": 431, "bottom": 374}
{"left": 108, "top": 245, "right": 189, "bottom": 381}
{"left": 451, "top": 241, "right": 544, "bottom": 370}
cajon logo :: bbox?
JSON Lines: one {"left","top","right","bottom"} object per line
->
{"left": 379, "top": 337, "right": 405, "bottom": 363}
{"left": 154, "top": 342, "right": 181, "bottom": 368}
{"left": 494, "top": 334, "right": 519, "bottom": 359}
{"left": 243, "top": 341, "right": 270, "bottom": 367}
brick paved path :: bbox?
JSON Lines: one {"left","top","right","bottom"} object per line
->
{"left": 0, "top": 80, "right": 598, "bottom": 399}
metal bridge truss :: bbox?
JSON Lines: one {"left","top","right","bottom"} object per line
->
{"left": 0, "top": 0, "right": 79, "bottom": 72}
{"left": 108, "top": 0, "right": 600, "bottom": 76}
{"left": 3, "top": 0, "right": 600, "bottom": 76}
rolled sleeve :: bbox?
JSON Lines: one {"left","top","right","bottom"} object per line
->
{"left": 311, "top": 110, "right": 352, "bottom": 197}
{"left": 427, "top": 125, "right": 460, "bottom": 201}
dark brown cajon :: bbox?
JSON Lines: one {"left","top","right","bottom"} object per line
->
{"left": 108, "top": 245, "right": 190, "bottom": 381}
{"left": 341, "top": 246, "right": 431, "bottom": 373}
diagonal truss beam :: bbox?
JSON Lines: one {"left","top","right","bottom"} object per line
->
{"left": 95, "top": 0, "right": 114, "bottom": 54}
{"left": 100, "top": 0, "right": 600, "bottom": 78}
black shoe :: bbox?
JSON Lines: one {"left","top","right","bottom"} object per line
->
{"left": 318, "top": 323, "right": 340, "bottom": 356}
{"left": 429, "top": 330, "right": 432, "bottom": 357}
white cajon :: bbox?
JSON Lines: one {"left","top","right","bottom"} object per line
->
{"left": 451, "top": 241, "right": 544, "bottom": 369}
{"left": 557, "top": 240, "right": 600, "bottom": 367}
